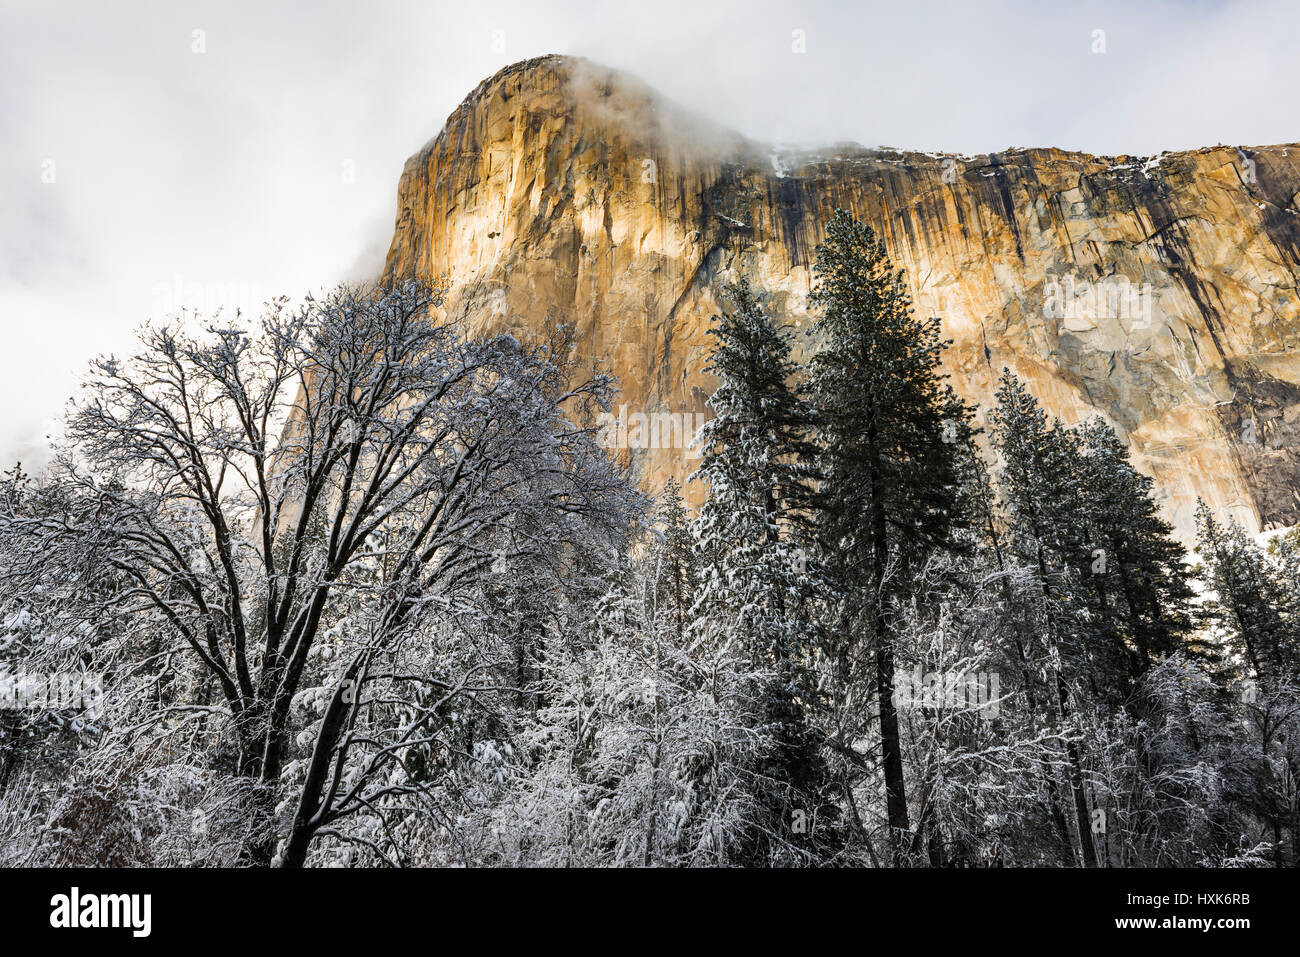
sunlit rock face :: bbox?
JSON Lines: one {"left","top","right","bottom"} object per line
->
{"left": 381, "top": 54, "right": 1300, "bottom": 542}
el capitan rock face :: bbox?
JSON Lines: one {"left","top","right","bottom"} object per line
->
{"left": 381, "top": 54, "right": 1300, "bottom": 541}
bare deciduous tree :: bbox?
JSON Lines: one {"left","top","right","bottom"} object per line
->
{"left": 3, "top": 281, "right": 632, "bottom": 865}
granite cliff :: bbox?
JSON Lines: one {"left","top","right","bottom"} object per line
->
{"left": 380, "top": 55, "right": 1300, "bottom": 541}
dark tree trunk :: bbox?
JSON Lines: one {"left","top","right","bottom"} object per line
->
{"left": 869, "top": 430, "right": 910, "bottom": 861}
{"left": 1056, "top": 670, "right": 1099, "bottom": 868}
{"left": 0, "top": 748, "right": 16, "bottom": 797}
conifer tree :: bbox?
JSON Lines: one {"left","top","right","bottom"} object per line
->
{"left": 1194, "top": 504, "right": 1297, "bottom": 687}
{"left": 988, "top": 369, "right": 1099, "bottom": 865}
{"left": 651, "top": 478, "right": 696, "bottom": 646}
{"left": 990, "top": 374, "right": 1227, "bottom": 865}
{"left": 691, "top": 278, "right": 834, "bottom": 859}
{"left": 1072, "top": 418, "right": 1196, "bottom": 692}
{"left": 694, "top": 277, "right": 813, "bottom": 529}
{"left": 1194, "top": 507, "right": 1300, "bottom": 865}
{"left": 804, "top": 209, "right": 973, "bottom": 859}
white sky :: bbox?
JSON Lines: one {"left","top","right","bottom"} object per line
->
{"left": 3, "top": 0, "right": 1298, "bottom": 468}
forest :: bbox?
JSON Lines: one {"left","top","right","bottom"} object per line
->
{"left": 1, "top": 209, "right": 1296, "bottom": 868}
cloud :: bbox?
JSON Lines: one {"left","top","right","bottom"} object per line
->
{"left": 2, "top": 0, "right": 1297, "bottom": 468}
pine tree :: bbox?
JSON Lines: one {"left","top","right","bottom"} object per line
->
{"left": 651, "top": 478, "right": 696, "bottom": 646}
{"left": 694, "top": 277, "right": 813, "bottom": 528}
{"left": 1194, "top": 507, "right": 1300, "bottom": 866}
{"left": 988, "top": 369, "right": 1099, "bottom": 866}
{"left": 804, "top": 209, "right": 973, "bottom": 860}
{"left": 690, "top": 278, "right": 835, "bottom": 861}
{"left": 988, "top": 373, "right": 1205, "bottom": 864}
{"left": 1194, "top": 504, "right": 1297, "bottom": 687}
{"left": 1072, "top": 418, "right": 1196, "bottom": 693}
{"left": 949, "top": 423, "right": 1081, "bottom": 862}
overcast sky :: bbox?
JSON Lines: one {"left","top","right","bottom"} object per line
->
{"left": 3, "top": 0, "right": 1298, "bottom": 468}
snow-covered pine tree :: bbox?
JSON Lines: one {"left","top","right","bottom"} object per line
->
{"left": 1194, "top": 503, "right": 1298, "bottom": 688}
{"left": 690, "top": 278, "right": 835, "bottom": 862}
{"left": 1192, "top": 503, "right": 1300, "bottom": 865}
{"left": 987, "top": 368, "right": 1100, "bottom": 866}
{"left": 939, "top": 423, "right": 1082, "bottom": 863}
{"left": 1072, "top": 418, "right": 1197, "bottom": 699}
{"left": 804, "top": 209, "right": 974, "bottom": 860}
{"left": 651, "top": 478, "right": 696, "bottom": 647}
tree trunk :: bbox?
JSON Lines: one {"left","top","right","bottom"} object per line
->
{"left": 279, "top": 662, "right": 364, "bottom": 869}
{"left": 0, "top": 748, "right": 15, "bottom": 797}
{"left": 869, "top": 431, "right": 909, "bottom": 861}
{"left": 1056, "top": 670, "right": 1099, "bottom": 868}
{"left": 228, "top": 697, "right": 285, "bottom": 867}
